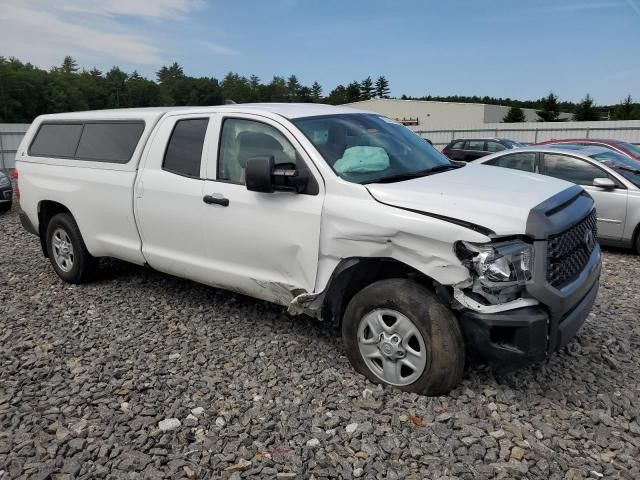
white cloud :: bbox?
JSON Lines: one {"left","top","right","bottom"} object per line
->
{"left": 0, "top": 0, "right": 235, "bottom": 71}
{"left": 201, "top": 41, "right": 239, "bottom": 56}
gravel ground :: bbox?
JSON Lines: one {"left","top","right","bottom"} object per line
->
{"left": 1, "top": 204, "right": 639, "bottom": 480}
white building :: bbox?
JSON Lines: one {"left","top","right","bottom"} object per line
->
{"left": 346, "top": 98, "right": 572, "bottom": 128}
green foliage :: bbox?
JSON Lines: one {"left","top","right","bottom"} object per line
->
{"left": 375, "top": 76, "right": 390, "bottom": 98}
{"left": 502, "top": 106, "right": 526, "bottom": 123}
{"left": 573, "top": 94, "right": 600, "bottom": 121}
{"left": 537, "top": 92, "right": 561, "bottom": 122}
{"left": 612, "top": 95, "right": 640, "bottom": 120}
{"left": 310, "top": 81, "right": 322, "bottom": 102}
{"left": 360, "top": 76, "right": 374, "bottom": 100}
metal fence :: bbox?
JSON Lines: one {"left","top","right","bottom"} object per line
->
{"left": 0, "top": 124, "right": 30, "bottom": 170}
{"left": 409, "top": 120, "right": 640, "bottom": 149}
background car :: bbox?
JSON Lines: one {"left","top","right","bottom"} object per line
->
{"left": 0, "top": 171, "right": 13, "bottom": 213}
{"left": 442, "top": 138, "right": 524, "bottom": 162}
{"left": 536, "top": 138, "right": 640, "bottom": 162}
{"left": 473, "top": 145, "right": 640, "bottom": 252}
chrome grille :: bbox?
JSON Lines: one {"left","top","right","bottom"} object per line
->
{"left": 547, "top": 209, "right": 597, "bottom": 289}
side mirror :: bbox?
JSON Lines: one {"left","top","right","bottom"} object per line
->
{"left": 592, "top": 177, "right": 616, "bottom": 189}
{"left": 245, "top": 156, "right": 313, "bottom": 194}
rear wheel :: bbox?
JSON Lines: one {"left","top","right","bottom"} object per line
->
{"left": 46, "top": 213, "right": 96, "bottom": 283}
{"left": 342, "top": 279, "right": 464, "bottom": 396}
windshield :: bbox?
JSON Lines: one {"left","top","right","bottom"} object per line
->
{"left": 617, "top": 141, "right": 640, "bottom": 157}
{"left": 589, "top": 150, "right": 640, "bottom": 188}
{"left": 293, "top": 114, "right": 451, "bottom": 184}
{"left": 503, "top": 140, "right": 525, "bottom": 148}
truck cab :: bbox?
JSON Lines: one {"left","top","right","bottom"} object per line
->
{"left": 16, "top": 104, "right": 601, "bottom": 395}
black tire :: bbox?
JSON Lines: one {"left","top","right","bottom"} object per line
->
{"left": 342, "top": 278, "right": 464, "bottom": 396}
{"left": 0, "top": 202, "right": 11, "bottom": 213}
{"left": 46, "top": 213, "right": 96, "bottom": 283}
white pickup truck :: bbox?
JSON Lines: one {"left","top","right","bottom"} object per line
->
{"left": 15, "top": 104, "right": 601, "bottom": 395}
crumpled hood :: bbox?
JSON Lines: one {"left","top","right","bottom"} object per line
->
{"left": 366, "top": 163, "right": 575, "bottom": 236}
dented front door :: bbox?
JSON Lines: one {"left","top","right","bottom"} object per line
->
{"left": 200, "top": 113, "right": 324, "bottom": 306}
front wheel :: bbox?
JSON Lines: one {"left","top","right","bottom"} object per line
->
{"left": 342, "top": 279, "right": 464, "bottom": 396}
{"left": 0, "top": 202, "right": 11, "bottom": 213}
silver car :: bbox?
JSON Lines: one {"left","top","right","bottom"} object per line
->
{"left": 474, "top": 145, "right": 640, "bottom": 252}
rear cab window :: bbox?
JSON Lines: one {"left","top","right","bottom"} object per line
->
{"left": 28, "top": 121, "right": 145, "bottom": 163}
{"left": 162, "top": 119, "right": 209, "bottom": 178}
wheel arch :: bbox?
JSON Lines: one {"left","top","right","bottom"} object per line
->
{"left": 37, "top": 200, "right": 72, "bottom": 258}
{"left": 309, "top": 257, "right": 452, "bottom": 327}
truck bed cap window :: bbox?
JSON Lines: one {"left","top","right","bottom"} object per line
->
{"left": 29, "top": 121, "right": 145, "bottom": 163}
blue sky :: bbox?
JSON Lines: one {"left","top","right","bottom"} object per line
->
{"left": 1, "top": 0, "right": 639, "bottom": 104}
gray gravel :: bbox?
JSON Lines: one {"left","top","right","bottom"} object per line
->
{"left": 1, "top": 204, "right": 639, "bottom": 480}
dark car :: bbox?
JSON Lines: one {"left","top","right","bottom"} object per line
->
{"left": 535, "top": 138, "right": 640, "bottom": 163}
{"left": 442, "top": 138, "right": 524, "bottom": 162}
{"left": 0, "top": 170, "right": 13, "bottom": 213}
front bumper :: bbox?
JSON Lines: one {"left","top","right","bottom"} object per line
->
{"left": 0, "top": 185, "right": 12, "bottom": 203}
{"left": 459, "top": 276, "right": 599, "bottom": 365}
{"left": 459, "top": 243, "right": 601, "bottom": 366}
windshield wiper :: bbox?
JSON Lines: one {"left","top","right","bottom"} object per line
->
{"left": 614, "top": 165, "right": 640, "bottom": 174}
{"left": 364, "top": 164, "right": 462, "bottom": 184}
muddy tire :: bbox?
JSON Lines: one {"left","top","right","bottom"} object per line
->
{"left": 46, "top": 213, "right": 96, "bottom": 284}
{"left": 342, "top": 278, "right": 464, "bottom": 396}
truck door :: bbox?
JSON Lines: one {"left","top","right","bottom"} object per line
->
{"left": 200, "top": 113, "right": 324, "bottom": 305}
{"left": 135, "top": 114, "right": 218, "bottom": 284}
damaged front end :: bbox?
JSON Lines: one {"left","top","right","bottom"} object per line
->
{"left": 453, "top": 239, "right": 539, "bottom": 313}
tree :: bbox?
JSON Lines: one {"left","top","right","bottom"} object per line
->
{"left": 360, "top": 76, "right": 374, "bottom": 100}
{"left": 287, "top": 75, "right": 301, "bottom": 101}
{"left": 537, "top": 92, "right": 561, "bottom": 122}
{"left": 612, "top": 95, "right": 637, "bottom": 120}
{"left": 60, "top": 56, "right": 79, "bottom": 75}
{"left": 346, "top": 81, "right": 361, "bottom": 103}
{"left": 326, "top": 85, "right": 348, "bottom": 105}
{"left": 573, "top": 94, "right": 599, "bottom": 121}
{"left": 503, "top": 106, "right": 526, "bottom": 123}
{"left": 310, "top": 81, "right": 322, "bottom": 102}
{"left": 375, "top": 76, "right": 390, "bottom": 98}
{"left": 156, "top": 62, "right": 184, "bottom": 84}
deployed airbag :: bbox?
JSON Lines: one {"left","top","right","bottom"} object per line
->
{"left": 334, "top": 146, "right": 390, "bottom": 174}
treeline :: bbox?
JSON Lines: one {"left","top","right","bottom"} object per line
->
{"left": 0, "top": 56, "right": 391, "bottom": 123}
{"left": 1, "top": 55, "right": 639, "bottom": 123}
{"left": 402, "top": 92, "right": 640, "bottom": 122}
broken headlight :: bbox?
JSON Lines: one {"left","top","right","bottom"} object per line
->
{"left": 455, "top": 239, "right": 534, "bottom": 304}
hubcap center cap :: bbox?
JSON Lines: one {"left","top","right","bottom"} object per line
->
{"left": 378, "top": 333, "right": 405, "bottom": 358}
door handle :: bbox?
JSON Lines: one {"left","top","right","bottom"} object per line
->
{"left": 203, "top": 194, "right": 229, "bottom": 207}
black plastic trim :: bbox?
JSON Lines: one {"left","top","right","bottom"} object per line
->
{"left": 19, "top": 211, "right": 38, "bottom": 235}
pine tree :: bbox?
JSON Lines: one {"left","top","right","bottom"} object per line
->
{"left": 287, "top": 75, "right": 301, "bottom": 101}
{"left": 573, "top": 94, "right": 599, "bottom": 121}
{"left": 60, "top": 56, "right": 79, "bottom": 75}
{"left": 310, "top": 81, "right": 322, "bottom": 102}
{"left": 360, "top": 76, "right": 374, "bottom": 100}
{"left": 346, "top": 81, "right": 361, "bottom": 103}
{"left": 156, "top": 62, "right": 184, "bottom": 84}
{"left": 375, "top": 76, "right": 390, "bottom": 98}
{"left": 503, "top": 106, "right": 526, "bottom": 123}
{"left": 537, "top": 92, "right": 561, "bottom": 122}
{"left": 612, "top": 95, "right": 635, "bottom": 120}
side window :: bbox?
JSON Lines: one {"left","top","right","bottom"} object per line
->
{"left": 218, "top": 118, "right": 298, "bottom": 184}
{"left": 486, "top": 152, "right": 536, "bottom": 172}
{"left": 542, "top": 154, "right": 608, "bottom": 186}
{"left": 486, "top": 141, "right": 506, "bottom": 153}
{"left": 163, "top": 118, "right": 209, "bottom": 178}
{"left": 466, "top": 140, "right": 485, "bottom": 151}
{"left": 75, "top": 122, "right": 144, "bottom": 163}
{"left": 451, "top": 140, "right": 465, "bottom": 149}
{"left": 29, "top": 123, "right": 84, "bottom": 157}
